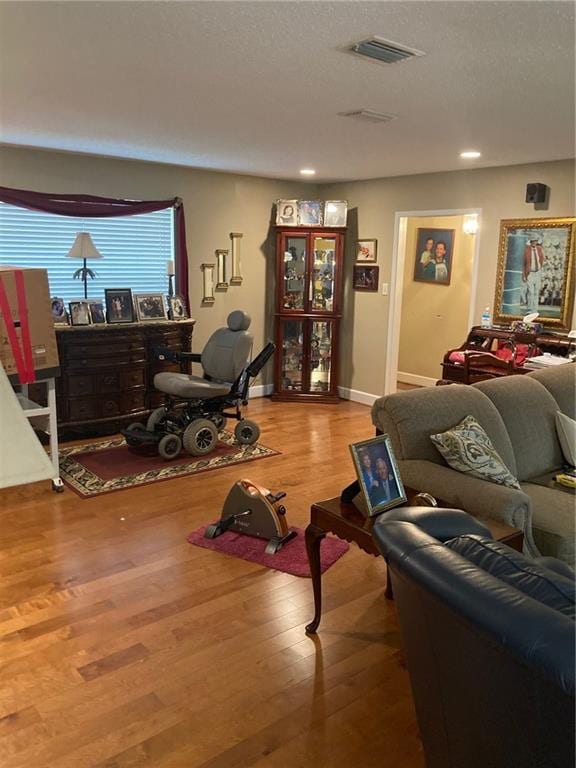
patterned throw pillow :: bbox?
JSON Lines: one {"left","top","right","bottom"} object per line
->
{"left": 431, "top": 415, "right": 521, "bottom": 489}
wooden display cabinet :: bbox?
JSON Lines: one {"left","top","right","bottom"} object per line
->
{"left": 272, "top": 228, "right": 345, "bottom": 403}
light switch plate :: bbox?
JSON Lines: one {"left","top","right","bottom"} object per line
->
{"left": 381, "top": 283, "right": 389, "bottom": 295}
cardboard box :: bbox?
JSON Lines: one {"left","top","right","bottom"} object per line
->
{"left": 0, "top": 266, "right": 60, "bottom": 383}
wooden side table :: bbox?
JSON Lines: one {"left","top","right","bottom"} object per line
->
{"left": 304, "top": 495, "right": 524, "bottom": 634}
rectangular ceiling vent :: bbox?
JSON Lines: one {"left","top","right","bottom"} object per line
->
{"left": 339, "top": 109, "right": 397, "bottom": 125}
{"left": 351, "top": 37, "right": 424, "bottom": 65}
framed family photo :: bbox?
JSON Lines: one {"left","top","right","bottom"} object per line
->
{"left": 350, "top": 434, "right": 407, "bottom": 517}
{"left": 69, "top": 300, "right": 92, "bottom": 327}
{"left": 356, "top": 239, "right": 377, "bottom": 262}
{"left": 298, "top": 200, "right": 322, "bottom": 226}
{"left": 353, "top": 264, "right": 379, "bottom": 291}
{"left": 88, "top": 300, "right": 106, "bottom": 325}
{"left": 413, "top": 228, "right": 455, "bottom": 285}
{"left": 51, "top": 297, "right": 68, "bottom": 325}
{"left": 134, "top": 293, "right": 167, "bottom": 321}
{"left": 169, "top": 294, "right": 188, "bottom": 320}
{"left": 323, "top": 200, "right": 348, "bottom": 227}
{"left": 276, "top": 200, "right": 298, "bottom": 226}
{"left": 493, "top": 217, "right": 575, "bottom": 330}
{"left": 105, "top": 288, "right": 134, "bottom": 324}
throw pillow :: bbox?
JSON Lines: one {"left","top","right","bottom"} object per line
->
{"left": 431, "top": 415, "right": 521, "bottom": 489}
{"left": 555, "top": 411, "right": 576, "bottom": 467}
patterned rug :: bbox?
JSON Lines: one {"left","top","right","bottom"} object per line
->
{"left": 59, "top": 432, "right": 279, "bottom": 498}
{"left": 188, "top": 525, "right": 349, "bottom": 577}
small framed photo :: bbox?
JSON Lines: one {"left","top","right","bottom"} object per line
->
{"left": 87, "top": 299, "right": 106, "bottom": 325}
{"left": 350, "top": 434, "right": 407, "bottom": 517}
{"left": 69, "top": 300, "right": 92, "bottom": 327}
{"left": 169, "top": 294, "right": 188, "bottom": 320}
{"left": 134, "top": 293, "right": 167, "bottom": 321}
{"left": 104, "top": 288, "right": 134, "bottom": 324}
{"left": 413, "top": 228, "right": 455, "bottom": 285}
{"left": 324, "top": 200, "right": 348, "bottom": 227}
{"left": 276, "top": 200, "right": 299, "bottom": 226}
{"left": 298, "top": 200, "right": 322, "bottom": 226}
{"left": 51, "top": 297, "right": 68, "bottom": 325}
{"left": 356, "top": 239, "right": 377, "bottom": 262}
{"left": 353, "top": 264, "right": 379, "bottom": 291}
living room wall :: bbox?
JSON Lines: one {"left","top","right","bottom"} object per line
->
{"left": 323, "top": 159, "right": 575, "bottom": 399}
{"left": 0, "top": 145, "right": 316, "bottom": 388}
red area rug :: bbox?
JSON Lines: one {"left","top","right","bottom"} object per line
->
{"left": 187, "top": 525, "right": 349, "bottom": 577}
{"left": 59, "top": 433, "right": 279, "bottom": 498}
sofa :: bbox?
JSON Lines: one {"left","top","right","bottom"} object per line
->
{"left": 371, "top": 364, "right": 575, "bottom": 565}
{"left": 372, "top": 507, "right": 575, "bottom": 768}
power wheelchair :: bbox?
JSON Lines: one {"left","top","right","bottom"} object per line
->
{"left": 122, "top": 311, "right": 275, "bottom": 460}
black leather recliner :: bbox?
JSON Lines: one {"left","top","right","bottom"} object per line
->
{"left": 373, "top": 508, "right": 575, "bottom": 768}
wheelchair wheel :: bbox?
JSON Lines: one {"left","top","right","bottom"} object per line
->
{"left": 183, "top": 419, "right": 218, "bottom": 456}
{"left": 126, "top": 422, "right": 147, "bottom": 433}
{"left": 147, "top": 407, "right": 166, "bottom": 433}
{"left": 209, "top": 414, "right": 227, "bottom": 432}
{"left": 234, "top": 419, "right": 260, "bottom": 446}
{"left": 158, "top": 433, "right": 182, "bottom": 460}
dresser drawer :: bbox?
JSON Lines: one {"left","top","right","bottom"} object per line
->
{"left": 100, "top": 397, "right": 122, "bottom": 418}
{"left": 67, "top": 353, "right": 145, "bottom": 371}
{"left": 121, "top": 368, "right": 146, "bottom": 390}
{"left": 96, "top": 372, "right": 120, "bottom": 393}
{"left": 68, "top": 375, "right": 94, "bottom": 397}
{"left": 122, "top": 391, "right": 147, "bottom": 413}
{"left": 69, "top": 399, "right": 98, "bottom": 421}
{"left": 66, "top": 341, "right": 145, "bottom": 360}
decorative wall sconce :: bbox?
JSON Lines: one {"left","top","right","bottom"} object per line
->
{"left": 201, "top": 263, "right": 216, "bottom": 305}
{"left": 463, "top": 214, "right": 479, "bottom": 235}
{"left": 229, "top": 232, "right": 243, "bottom": 285}
{"left": 215, "top": 249, "right": 228, "bottom": 289}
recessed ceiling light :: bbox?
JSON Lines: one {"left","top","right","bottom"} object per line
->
{"left": 460, "top": 150, "right": 482, "bottom": 159}
{"left": 300, "top": 169, "right": 316, "bottom": 176}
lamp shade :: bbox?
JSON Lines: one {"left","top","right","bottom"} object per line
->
{"left": 66, "top": 232, "right": 103, "bottom": 260}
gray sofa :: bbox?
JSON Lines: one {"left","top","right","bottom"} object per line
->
{"left": 371, "top": 365, "right": 575, "bottom": 565}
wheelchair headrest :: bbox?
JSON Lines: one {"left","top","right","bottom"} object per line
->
{"left": 227, "top": 310, "right": 251, "bottom": 332}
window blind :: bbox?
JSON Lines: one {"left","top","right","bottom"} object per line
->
{"left": 0, "top": 203, "right": 174, "bottom": 304}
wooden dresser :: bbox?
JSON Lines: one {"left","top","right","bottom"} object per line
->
{"left": 53, "top": 320, "right": 195, "bottom": 435}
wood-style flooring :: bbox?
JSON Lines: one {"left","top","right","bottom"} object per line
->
{"left": 0, "top": 399, "right": 424, "bottom": 768}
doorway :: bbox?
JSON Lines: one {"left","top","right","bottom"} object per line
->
{"left": 385, "top": 208, "right": 481, "bottom": 394}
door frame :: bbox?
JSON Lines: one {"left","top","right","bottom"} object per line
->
{"left": 385, "top": 207, "right": 482, "bottom": 395}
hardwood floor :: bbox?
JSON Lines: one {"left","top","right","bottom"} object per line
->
{"left": 0, "top": 399, "right": 424, "bottom": 768}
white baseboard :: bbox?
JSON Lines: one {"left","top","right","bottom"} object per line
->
{"left": 249, "top": 383, "right": 274, "bottom": 398}
{"left": 338, "top": 386, "right": 379, "bottom": 406}
{"left": 397, "top": 371, "right": 437, "bottom": 388}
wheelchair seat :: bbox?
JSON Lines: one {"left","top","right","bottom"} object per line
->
{"left": 153, "top": 310, "right": 253, "bottom": 400}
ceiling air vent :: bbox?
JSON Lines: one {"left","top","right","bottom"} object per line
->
{"left": 350, "top": 37, "right": 424, "bottom": 65}
{"left": 339, "top": 109, "right": 397, "bottom": 124}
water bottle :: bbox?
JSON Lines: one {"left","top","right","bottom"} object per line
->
{"left": 481, "top": 306, "right": 491, "bottom": 328}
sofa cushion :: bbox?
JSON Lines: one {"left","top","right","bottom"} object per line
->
{"left": 521, "top": 481, "right": 575, "bottom": 567}
{"left": 474, "top": 375, "right": 564, "bottom": 481}
{"left": 445, "top": 535, "right": 575, "bottom": 619}
{"left": 371, "top": 385, "right": 517, "bottom": 474}
{"left": 431, "top": 415, "right": 521, "bottom": 489}
{"left": 555, "top": 411, "right": 576, "bottom": 467}
{"left": 527, "top": 365, "right": 576, "bottom": 419}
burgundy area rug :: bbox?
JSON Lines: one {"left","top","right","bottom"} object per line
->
{"left": 59, "top": 433, "right": 279, "bottom": 498}
{"left": 187, "top": 525, "right": 349, "bottom": 577}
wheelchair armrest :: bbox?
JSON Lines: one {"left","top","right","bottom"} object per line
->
{"left": 153, "top": 346, "right": 202, "bottom": 364}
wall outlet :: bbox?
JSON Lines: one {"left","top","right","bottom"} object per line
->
{"left": 381, "top": 283, "right": 389, "bottom": 296}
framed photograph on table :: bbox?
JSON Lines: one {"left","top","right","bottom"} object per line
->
{"left": 51, "top": 297, "right": 68, "bottom": 325}
{"left": 356, "top": 239, "right": 377, "bottom": 262}
{"left": 104, "top": 288, "right": 134, "bottom": 324}
{"left": 350, "top": 435, "right": 407, "bottom": 517}
{"left": 134, "top": 293, "right": 167, "bottom": 321}
{"left": 69, "top": 300, "right": 92, "bottom": 327}
{"left": 353, "top": 264, "right": 379, "bottom": 291}
{"left": 87, "top": 300, "right": 106, "bottom": 325}
{"left": 169, "top": 294, "right": 188, "bottom": 320}
{"left": 493, "top": 217, "right": 575, "bottom": 330}
{"left": 413, "top": 228, "right": 454, "bottom": 285}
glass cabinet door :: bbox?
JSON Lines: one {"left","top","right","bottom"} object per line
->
{"left": 279, "top": 319, "right": 304, "bottom": 392}
{"left": 310, "top": 237, "right": 336, "bottom": 313}
{"left": 280, "top": 236, "right": 307, "bottom": 312}
{"left": 309, "top": 320, "right": 333, "bottom": 394}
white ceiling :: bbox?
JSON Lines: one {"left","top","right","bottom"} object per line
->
{"left": 0, "top": 1, "right": 574, "bottom": 182}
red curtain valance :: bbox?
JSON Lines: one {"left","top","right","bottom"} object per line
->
{"left": 0, "top": 186, "right": 189, "bottom": 308}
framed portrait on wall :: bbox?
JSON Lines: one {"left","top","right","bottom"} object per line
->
{"left": 353, "top": 265, "right": 379, "bottom": 291}
{"left": 413, "top": 228, "right": 455, "bottom": 285}
{"left": 493, "top": 218, "right": 575, "bottom": 330}
{"left": 356, "top": 239, "right": 377, "bottom": 263}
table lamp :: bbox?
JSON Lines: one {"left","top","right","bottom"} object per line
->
{"left": 66, "top": 232, "right": 103, "bottom": 298}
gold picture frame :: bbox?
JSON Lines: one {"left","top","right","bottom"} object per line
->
{"left": 493, "top": 217, "right": 575, "bottom": 330}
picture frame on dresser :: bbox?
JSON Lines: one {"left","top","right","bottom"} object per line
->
{"left": 88, "top": 300, "right": 106, "bottom": 325}
{"left": 105, "top": 288, "right": 135, "bottom": 324}
{"left": 134, "top": 293, "right": 167, "bottom": 321}
{"left": 69, "top": 300, "right": 92, "bottom": 326}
